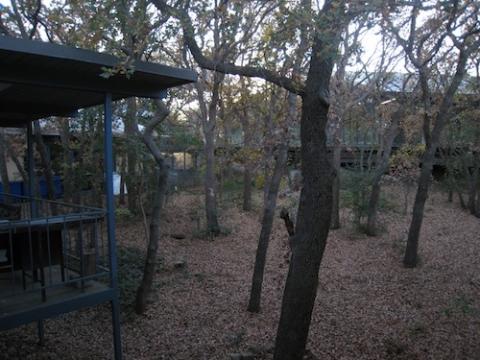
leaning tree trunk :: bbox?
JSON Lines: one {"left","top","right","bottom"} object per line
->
{"left": 125, "top": 98, "right": 140, "bottom": 214}
{"left": 467, "top": 152, "right": 479, "bottom": 215}
{"left": 403, "top": 147, "right": 436, "bottom": 267}
{"left": 135, "top": 101, "right": 170, "bottom": 314}
{"left": 58, "top": 118, "right": 75, "bottom": 204}
{"left": 404, "top": 49, "right": 470, "bottom": 268}
{"left": 204, "top": 128, "right": 220, "bottom": 236}
{"left": 202, "top": 72, "right": 223, "bottom": 237}
{"left": 119, "top": 156, "right": 127, "bottom": 206}
{"left": 34, "top": 122, "right": 57, "bottom": 207}
{"left": 273, "top": 20, "right": 340, "bottom": 356}
{"left": 135, "top": 165, "right": 168, "bottom": 314}
{"left": 0, "top": 130, "right": 12, "bottom": 201}
{"left": 330, "top": 140, "right": 341, "bottom": 229}
{"left": 475, "top": 175, "right": 480, "bottom": 218}
{"left": 243, "top": 164, "right": 253, "bottom": 211}
{"left": 247, "top": 143, "right": 288, "bottom": 312}
{"left": 366, "top": 111, "right": 400, "bottom": 236}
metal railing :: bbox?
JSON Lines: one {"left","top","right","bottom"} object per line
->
{"left": 0, "top": 193, "right": 110, "bottom": 304}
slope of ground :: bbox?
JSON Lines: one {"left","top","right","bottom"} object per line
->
{"left": 1, "top": 187, "right": 479, "bottom": 359}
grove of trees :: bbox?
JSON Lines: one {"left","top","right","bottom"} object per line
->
{"left": 0, "top": 0, "right": 479, "bottom": 359}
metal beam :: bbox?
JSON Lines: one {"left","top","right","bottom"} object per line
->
{"left": 104, "top": 92, "right": 122, "bottom": 360}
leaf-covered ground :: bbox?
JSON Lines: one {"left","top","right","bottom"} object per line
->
{"left": 1, "top": 186, "right": 479, "bottom": 359}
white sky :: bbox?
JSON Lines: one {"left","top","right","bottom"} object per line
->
{"left": 0, "top": 0, "right": 402, "bottom": 74}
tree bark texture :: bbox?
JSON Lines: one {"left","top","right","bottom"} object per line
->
{"left": 33, "top": 121, "right": 56, "bottom": 202}
{"left": 404, "top": 49, "right": 471, "bottom": 267}
{"left": 125, "top": 98, "right": 140, "bottom": 214}
{"left": 273, "top": 7, "right": 342, "bottom": 354}
{"left": 135, "top": 101, "right": 170, "bottom": 314}
{"left": 135, "top": 165, "right": 167, "bottom": 314}
{"left": 0, "top": 130, "right": 11, "bottom": 201}
{"left": 366, "top": 109, "right": 401, "bottom": 236}
{"left": 330, "top": 142, "right": 341, "bottom": 229}
{"left": 247, "top": 143, "right": 288, "bottom": 313}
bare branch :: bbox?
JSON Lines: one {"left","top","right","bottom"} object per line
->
{"left": 150, "top": 0, "right": 306, "bottom": 96}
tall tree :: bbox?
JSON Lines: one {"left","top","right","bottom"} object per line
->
{"left": 248, "top": 0, "right": 310, "bottom": 313}
{"left": 2, "top": 0, "right": 58, "bottom": 202}
{"left": 150, "top": 0, "right": 361, "bottom": 357}
{"left": 0, "top": 130, "right": 12, "bottom": 202}
{"left": 134, "top": 100, "right": 170, "bottom": 314}
{"left": 383, "top": 0, "right": 480, "bottom": 267}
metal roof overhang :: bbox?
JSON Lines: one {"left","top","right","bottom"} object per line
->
{"left": 0, "top": 37, "right": 197, "bottom": 127}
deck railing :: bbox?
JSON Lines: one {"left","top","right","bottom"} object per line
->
{"left": 0, "top": 193, "right": 110, "bottom": 304}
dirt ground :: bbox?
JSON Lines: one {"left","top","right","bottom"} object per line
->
{"left": 1, "top": 186, "right": 480, "bottom": 360}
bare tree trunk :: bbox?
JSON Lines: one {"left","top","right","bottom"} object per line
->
{"left": 273, "top": 12, "right": 341, "bottom": 355}
{"left": 241, "top": 106, "right": 253, "bottom": 211}
{"left": 202, "top": 72, "right": 223, "bottom": 236}
{"left": 467, "top": 153, "right": 478, "bottom": 215}
{"left": 119, "top": 156, "right": 126, "bottom": 206}
{"left": 125, "top": 98, "right": 140, "bottom": 214}
{"left": 58, "top": 118, "right": 75, "bottom": 203}
{"left": 475, "top": 175, "right": 480, "bottom": 218}
{"left": 458, "top": 190, "right": 467, "bottom": 209}
{"left": 247, "top": 144, "right": 288, "bottom": 312}
{"left": 366, "top": 110, "right": 400, "bottom": 236}
{"left": 135, "top": 101, "right": 170, "bottom": 314}
{"left": 135, "top": 165, "right": 167, "bottom": 314}
{"left": 0, "top": 130, "right": 11, "bottom": 201}
{"left": 243, "top": 165, "right": 253, "bottom": 211}
{"left": 330, "top": 142, "right": 341, "bottom": 229}
{"left": 33, "top": 121, "right": 56, "bottom": 201}
{"left": 404, "top": 49, "right": 471, "bottom": 268}
{"left": 448, "top": 189, "right": 453, "bottom": 202}
{"left": 204, "top": 127, "right": 220, "bottom": 235}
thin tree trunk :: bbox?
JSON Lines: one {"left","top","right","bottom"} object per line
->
{"left": 247, "top": 144, "right": 288, "bottom": 312}
{"left": 458, "top": 190, "right": 467, "bottom": 209}
{"left": 475, "top": 174, "right": 480, "bottom": 218}
{"left": 202, "top": 72, "right": 223, "bottom": 236}
{"left": 135, "top": 165, "right": 167, "bottom": 314}
{"left": 119, "top": 156, "right": 126, "bottom": 206}
{"left": 125, "top": 98, "right": 139, "bottom": 214}
{"left": 34, "top": 122, "right": 56, "bottom": 199}
{"left": 330, "top": 142, "right": 341, "bottom": 229}
{"left": 58, "top": 118, "right": 75, "bottom": 203}
{"left": 0, "top": 130, "right": 12, "bottom": 201}
{"left": 366, "top": 110, "right": 400, "bottom": 236}
{"left": 404, "top": 48, "right": 471, "bottom": 268}
{"left": 467, "top": 153, "right": 478, "bottom": 215}
{"left": 204, "top": 128, "right": 220, "bottom": 235}
{"left": 243, "top": 165, "right": 253, "bottom": 211}
{"left": 135, "top": 101, "right": 170, "bottom": 314}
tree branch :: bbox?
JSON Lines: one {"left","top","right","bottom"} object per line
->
{"left": 150, "top": 0, "right": 306, "bottom": 96}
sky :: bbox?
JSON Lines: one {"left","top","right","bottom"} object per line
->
{"left": 0, "top": 0, "right": 403, "bottom": 75}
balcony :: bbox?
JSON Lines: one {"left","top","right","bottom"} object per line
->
{"left": 0, "top": 193, "right": 110, "bottom": 327}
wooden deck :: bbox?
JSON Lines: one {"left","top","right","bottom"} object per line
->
{"left": 0, "top": 266, "right": 109, "bottom": 319}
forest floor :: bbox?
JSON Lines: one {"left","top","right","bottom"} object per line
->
{"left": 1, "top": 185, "right": 480, "bottom": 360}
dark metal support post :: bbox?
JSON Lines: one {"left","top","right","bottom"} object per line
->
{"left": 104, "top": 92, "right": 122, "bottom": 360}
